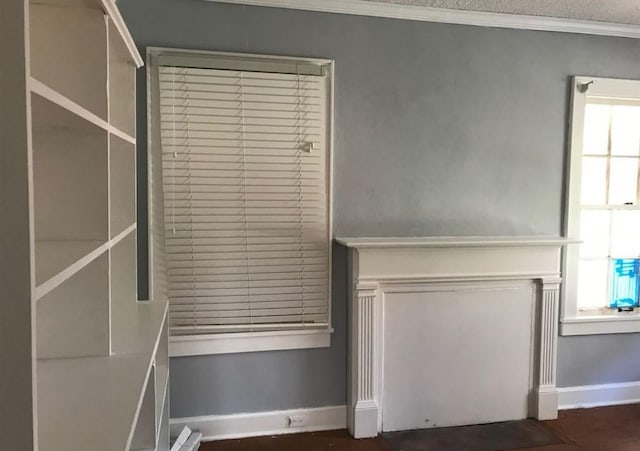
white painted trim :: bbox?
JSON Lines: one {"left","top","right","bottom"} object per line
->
{"left": 561, "top": 314, "right": 640, "bottom": 335}
{"left": 169, "top": 328, "right": 332, "bottom": 356}
{"left": 146, "top": 47, "right": 157, "bottom": 302}
{"left": 536, "top": 387, "right": 560, "bottom": 421}
{"left": 100, "top": 0, "right": 144, "bottom": 67}
{"left": 109, "top": 125, "right": 136, "bottom": 145}
{"left": 204, "top": 0, "right": 640, "bottom": 39}
{"left": 558, "top": 382, "right": 640, "bottom": 409}
{"left": 561, "top": 76, "right": 640, "bottom": 335}
{"left": 336, "top": 236, "right": 575, "bottom": 249}
{"left": 361, "top": 273, "right": 562, "bottom": 285}
{"left": 170, "top": 405, "right": 346, "bottom": 441}
{"left": 148, "top": 47, "right": 335, "bottom": 355}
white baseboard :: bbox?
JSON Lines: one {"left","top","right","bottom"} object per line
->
{"left": 170, "top": 405, "right": 346, "bottom": 441}
{"left": 558, "top": 381, "right": 640, "bottom": 410}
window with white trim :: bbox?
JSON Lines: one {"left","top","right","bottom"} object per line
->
{"left": 563, "top": 76, "right": 640, "bottom": 336}
{"left": 148, "top": 49, "right": 333, "bottom": 355}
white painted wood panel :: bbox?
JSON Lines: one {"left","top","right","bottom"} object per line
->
{"left": 131, "top": 365, "right": 157, "bottom": 450}
{"left": 110, "top": 134, "right": 136, "bottom": 239}
{"left": 110, "top": 230, "right": 138, "bottom": 354}
{"left": 155, "top": 319, "right": 169, "bottom": 437}
{"left": 0, "top": 1, "right": 36, "bottom": 447}
{"left": 158, "top": 389, "right": 171, "bottom": 451}
{"left": 34, "top": 239, "right": 105, "bottom": 290}
{"left": 30, "top": 3, "right": 108, "bottom": 119}
{"left": 108, "top": 17, "right": 136, "bottom": 137}
{"left": 32, "top": 93, "right": 109, "bottom": 242}
{"left": 382, "top": 283, "right": 535, "bottom": 431}
{"left": 7, "top": 0, "right": 157, "bottom": 448}
{"left": 147, "top": 49, "right": 168, "bottom": 302}
{"left": 36, "top": 253, "right": 110, "bottom": 359}
{"left": 359, "top": 246, "right": 561, "bottom": 280}
{"left": 36, "top": 300, "right": 167, "bottom": 451}
{"left": 37, "top": 353, "right": 150, "bottom": 451}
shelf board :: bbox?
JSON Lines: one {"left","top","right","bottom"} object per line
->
{"left": 38, "top": 354, "right": 147, "bottom": 451}
{"left": 31, "top": 78, "right": 109, "bottom": 132}
{"left": 37, "top": 299, "right": 168, "bottom": 451}
{"left": 112, "top": 223, "right": 137, "bottom": 247}
{"left": 35, "top": 240, "right": 107, "bottom": 299}
{"left": 111, "top": 295, "right": 167, "bottom": 357}
{"left": 31, "top": 80, "right": 136, "bottom": 146}
{"left": 35, "top": 225, "right": 135, "bottom": 300}
{"left": 110, "top": 125, "right": 136, "bottom": 144}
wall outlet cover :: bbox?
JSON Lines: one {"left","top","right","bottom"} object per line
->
{"left": 288, "top": 415, "right": 308, "bottom": 428}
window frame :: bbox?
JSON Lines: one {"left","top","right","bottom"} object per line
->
{"left": 562, "top": 76, "right": 640, "bottom": 336}
{"left": 146, "top": 47, "right": 335, "bottom": 356}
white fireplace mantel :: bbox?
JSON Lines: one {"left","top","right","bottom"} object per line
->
{"left": 336, "top": 236, "right": 574, "bottom": 439}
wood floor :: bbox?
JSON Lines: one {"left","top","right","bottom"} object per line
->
{"left": 200, "top": 404, "right": 640, "bottom": 451}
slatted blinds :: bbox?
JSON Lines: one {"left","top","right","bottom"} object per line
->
{"left": 158, "top": 55, "right": 331, "bottom": 335}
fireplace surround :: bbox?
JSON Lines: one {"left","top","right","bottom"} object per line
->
{"left": 337, "top": 237, "right": 572, "bottom": 438}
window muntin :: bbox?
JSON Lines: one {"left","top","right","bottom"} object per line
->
{"left": 576, "top": 102, "right": 640, "bottom": 313}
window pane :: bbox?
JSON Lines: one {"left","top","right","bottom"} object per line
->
{"left": 579, "top": 210, "right": 610, "bottom": 258}
{"left": 581, "top": 157, "right": 607, "bottom": 205}
{"left": 611, "top": 210, "right": 640, "bottom": 257}
{"left": 583, "top": 104, "right": 610, "bottom": 155}
{"left": 611, "top": 105, "right": 640, "bottom": 156}
{"left": 577, "top": 259, "right": 609, "bottom": 310}
{"left": 609, "top": 157, "right": 638, "bottom": 205}
{"left": 610, "top": 259, "right": 640, "bottom": 309}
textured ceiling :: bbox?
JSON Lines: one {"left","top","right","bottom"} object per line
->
{"left": 363, "top": 0, "right": 640, "bottom": 25}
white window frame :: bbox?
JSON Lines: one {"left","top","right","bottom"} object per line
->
{"left": 147, "top": 47, "right": 335, "bottom": 356}
{"left": 562, "top": 76, "right": 640, "bottom": 336}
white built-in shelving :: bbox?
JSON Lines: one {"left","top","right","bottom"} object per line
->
{"left": 1, "top": 0, "right": 168, "bottom": 450}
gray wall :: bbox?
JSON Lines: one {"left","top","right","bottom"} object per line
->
{"left": 120, "top": 0, "right": 640, "bottom": 418}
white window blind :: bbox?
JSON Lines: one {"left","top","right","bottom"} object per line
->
{"left": 158, "top": 61, "right": 331, "bottom": 336}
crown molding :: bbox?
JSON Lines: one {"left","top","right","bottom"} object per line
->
{"left": 205, "top": 0, "right": 640, "bottom": 39}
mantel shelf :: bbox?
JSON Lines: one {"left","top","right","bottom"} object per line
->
{"left": 336, "top": 236, "right": 579, "bottom": 249}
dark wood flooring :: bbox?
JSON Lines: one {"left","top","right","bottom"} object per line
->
{"left": 200, "top": 404, "right": 640, "bottom": 451}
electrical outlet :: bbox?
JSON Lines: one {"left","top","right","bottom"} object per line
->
{"left": 288, "top": 415, "right": 307, "bottom": 428}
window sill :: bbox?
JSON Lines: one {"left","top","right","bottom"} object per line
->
{"left": 560, "top": 314, "right": 640, "bottom": 335}
{"left": 169, "top": 328, "right": 333, "bottom": 357}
